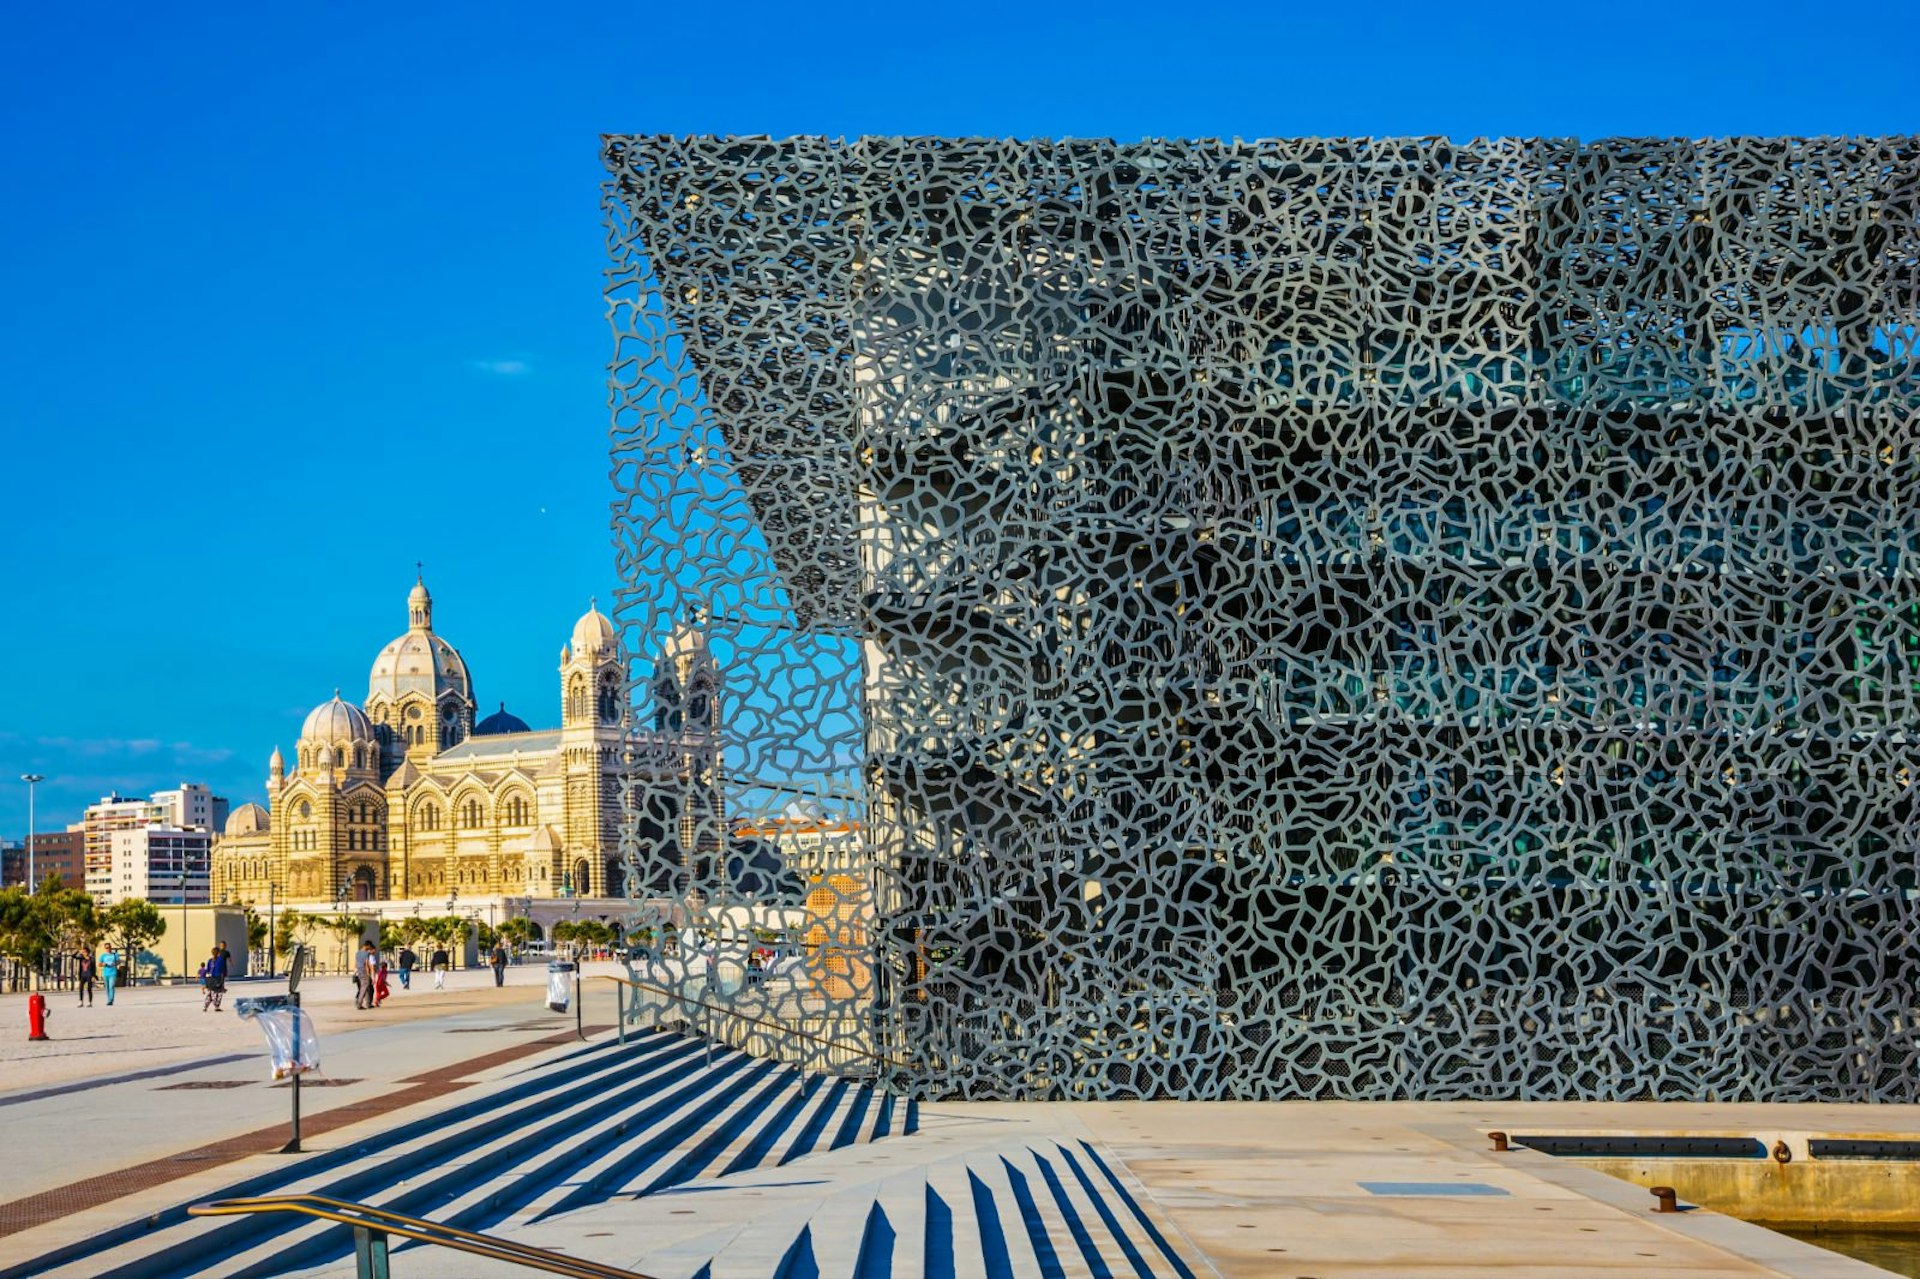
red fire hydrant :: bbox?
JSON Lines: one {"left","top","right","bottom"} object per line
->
{"left": 27, "top": 992, "right": 50, "bottom": 1041}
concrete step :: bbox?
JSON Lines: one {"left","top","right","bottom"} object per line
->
{"left": 233, "top": 1049, "right": 777, "bottom": 1275}
{"left": 47, "top": 1029, "right": 918, "bottom": 1279}
{"left": 26, "top": 1033, "right": 675, "bottom": 1279}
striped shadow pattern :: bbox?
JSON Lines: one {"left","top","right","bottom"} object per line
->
{"left": 616, "top": 1133, "right": 1204, "bottom": 1279}
{"left": 10, "top": 1029, "right": 909, "bottom": 1279}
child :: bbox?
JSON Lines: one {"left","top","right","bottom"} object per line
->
{"left": 374, "top": 960, "right": 392, "bottom": 1007}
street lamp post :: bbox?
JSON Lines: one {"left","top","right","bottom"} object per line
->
{"left": 180, "top": 860, "right": 190, "bottom": 987}
{"left": 20, "top": 774, "right": 44, "bottom": 892}
{"left": 336, "top": 881, "right": 349, "bottom": 972}
{"left": 267, "top": 880, "right": 277, "bottom": 978}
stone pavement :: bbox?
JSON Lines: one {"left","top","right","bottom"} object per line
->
{"left": 367, "top": 1099, "right": 1910, "bottom": 1279}
{"left": 1070, "top": 1100, "right": 1920, "bottom": 1278}
{"left": 2, "top": 983, "right": 1916, "bottom": 1278}
{"left": 0, "top": 961, "right": 617, "bottom": 1226}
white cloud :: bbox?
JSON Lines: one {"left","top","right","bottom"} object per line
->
{"left": 469, "top": 357, "right": 531, "bottom": 376}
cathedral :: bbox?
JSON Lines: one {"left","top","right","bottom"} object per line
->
{"left": 213, "top": 577, "right": 721, "bottom": 907}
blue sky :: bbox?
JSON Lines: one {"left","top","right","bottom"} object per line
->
{"left": 0, "top": 0, "right": 1913, "bottom": 836}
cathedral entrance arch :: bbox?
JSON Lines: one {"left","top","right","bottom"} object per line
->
{"left": 352, "top": 866, "right": 376, "bottom": 901}
{"left": 571, "top": 857, "right": 591, "bottom": 897}
{"left": 605, "top": 858, "right": 625, "bottom": 898}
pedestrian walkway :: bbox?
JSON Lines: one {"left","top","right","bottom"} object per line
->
{"left": 2, "top": 1029, "right": 912, "bottom": 1278}
{"left": 0, "top": 964, "right": 600, "bottom": 1209}
{"left": 2, "top": 998, "right": 1915, "bottom": 1277}
{"left": 0, "top": 960, "right": 561, "bottom": 1098}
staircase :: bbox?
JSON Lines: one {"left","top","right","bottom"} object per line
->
{"left": 598, "top": 1127, "right": 1203, "bottom": 1279}
{"left": 7, "top": 1029, "right": 1205, "bottom": 1279}
{"left": 8, "top": 1030, "right": 904, "bottom": 1279}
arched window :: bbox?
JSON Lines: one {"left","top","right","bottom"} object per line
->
{"left": 462, "top": 798, "right": 483, "bottom": 828}
{"left": 418, "top": 803, "right": 440, "bottom": 832}
{"left": 505, "top": 795, "right": 529, "bottom": 826}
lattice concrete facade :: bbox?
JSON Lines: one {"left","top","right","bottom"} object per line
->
{"left": 605, "top": 136, "right": 1920, "bottom": 1100}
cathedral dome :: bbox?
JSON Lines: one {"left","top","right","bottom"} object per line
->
{"left": 368, "top": 577, "right": 474, "bottom": 707}
{"left": 570, "top": 602, "right": 617, "bottom": 657}
{"left": 224, "top": 802, "right": 270, "bottom": 837}
{"left": 476, "top": 703, "right": 532, "bottom": 735}
{"left": 301, "top": 693, "right": 376, "bottom": 745}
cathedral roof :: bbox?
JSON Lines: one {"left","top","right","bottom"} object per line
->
{"left": 368, "top": 576, "right": 473, "bottom": 708}
{"left": 434, "top": 729, "right": 563, "bottom": 762}
{"left": 476, "top": 703, "right": 532, "bottom": 736}
{"left": 300, "top": 693, "right": 376, "bottom": 746}
{"left": 223, "top": 802, "right": 269, "bottom": 836}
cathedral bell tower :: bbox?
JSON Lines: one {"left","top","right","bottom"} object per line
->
{"left": 558, "top": 601, "right": 626, "bottom": 896}
{"left": 656, "top": 609, "right": 724, "bottom": 896}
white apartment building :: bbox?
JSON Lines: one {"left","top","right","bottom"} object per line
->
{"left": 106, "top": 825, "right": 212, "bottom": 906}
{"left": 150, "top": 783, "right": 226, "bottom": 835}
{"left": 84, "top": 783, "right": 226, "bottom": 901}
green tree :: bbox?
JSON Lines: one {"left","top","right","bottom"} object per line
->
{"left": 327, "top": 914, "right": 366, "bottom": 969}
{"left": 498, "top": 917, "right": 539, "bottom": 951}
{"left": 475, "top": 923, "right": 499, "bottom": 954}
{"left": 0, "top": 888, "right": 53, "bottom": 989}
{"left": 42, "top": 885, "right": 99, "bottom": 980}
{"left": 102, "top": 898, "right": 167, "bottom": 968}
{"left": 272, "top": 911, "right": 304, "bottom": 960}
{"left": 242, "top": 904, "right": 268, "bottom": 958}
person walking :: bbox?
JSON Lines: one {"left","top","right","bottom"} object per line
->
{"left": 99, "top": 945, "right": 121, "bottom": 1006}
{"left": 397, "top": 945, "right": 417, "bottom": 990}
{"left": 374, "top": 960, "right": 392, "bottom": 1007}
{"left": 355, "top": 940, "right": 379, "bottom": 1010}
{"left": 76, "top": 952, "right": 97, "bottom": 1006}
{"left": 489, "top": 941, "right": 508, "bottom": 987}
{"left": 430, "top": 945, "right": 449, "bottom": 991}
{"left": 202, "top": 943, "right": 229, "bottom": 1012}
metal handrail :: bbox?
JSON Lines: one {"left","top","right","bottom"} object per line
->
{"left": 604, "top": 973, "right": 909, "bottom": 1071}
{"left": 188, "top": 1193, "right": 655, "bottom": 1279}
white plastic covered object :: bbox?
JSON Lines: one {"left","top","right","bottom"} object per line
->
{"left": 235, "top": 995, "right": 320, "bottom": 1079}
{"left": 546, "top": 961, "right": 576, "bottom": 1013}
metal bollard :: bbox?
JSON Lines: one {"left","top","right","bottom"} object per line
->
{"left": 1650, "top": 1186, "right": 1679, "bottom": 1213}
{"left": 1489, "top": 1131, "right": 1510, "bottom": 1152}
{"left": 352, "top": 1223, "right": 390, "bottom": 1278}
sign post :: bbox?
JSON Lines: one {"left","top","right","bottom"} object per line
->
{"left": 281, "top": 944, "right": 308, "bottom": 1153}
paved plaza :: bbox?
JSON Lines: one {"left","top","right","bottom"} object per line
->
{"left": 0, "top": 968, "right": 1911, "bottom": 1277}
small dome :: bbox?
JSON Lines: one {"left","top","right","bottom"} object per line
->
{"left": 476, "top": 702, "right": 532, "bottom": 735}
{"left": 224, "top": 802, "right": 270, "bottom": 837}
{"left": 571, "top": 601, "right": 617, "bottom": 656}
{"left": 301, "top": 693, "right": 376, "bottom": 746}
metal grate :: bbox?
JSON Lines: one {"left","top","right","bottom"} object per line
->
{"left": 606, "top": 134, "right": 1920, "bottom": 1102}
